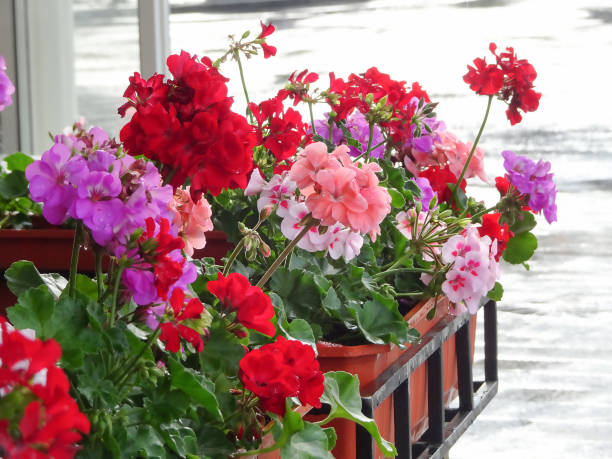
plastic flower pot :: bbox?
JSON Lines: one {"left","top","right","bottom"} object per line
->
{"left": 0, "top": 228, "right": 234, "bottom": 314}
{"left": 309, "top": 297, "right": 477, "bottom": 459}
{"left": 0, "top": 228, "right": 99, "bottom": 313}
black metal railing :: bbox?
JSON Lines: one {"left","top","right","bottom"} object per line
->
{"left": 356, "top": 300, "right": 498, "bottom": 459}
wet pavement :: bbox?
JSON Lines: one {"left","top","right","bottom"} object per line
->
{"left": 74, "top": 0, "right": 612, "bottom": 456}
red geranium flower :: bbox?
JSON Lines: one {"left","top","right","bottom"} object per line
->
{"left": 119, "top": 51, "right": 256, "bottom": 197}
{"left": 159, "top": 288, "right": 205, "bottom": 353}
{"left": 277, "top": 69, "right": 319, "bottom": 106}
{"left": 140, "top": 217, "right": 186, "bottom": 300}
{"left": 419, "top": 165, "right": 466, "bottom": 204}
{"left": 207, "top": 272, "right": 276, "bottom": 337}
{"left": 239, "top": 336, "right": 324, "bottom": 415}
{"left": 0, "top": 318, "right": 90, "bottom": 459}
{"left": 463, "top": 43, "right": 541, "bottom": 125}
{"left": 478, "top": 213, "right": 513, "bottom": 261}
{"left": 463, "top": 57, "right": 504, "bottom": 96}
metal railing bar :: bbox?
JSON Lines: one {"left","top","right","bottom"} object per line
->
{"left": 393, "top": 379, "right": 412, "bottom": 459}
{"left": 455, "top": 320, "right": 474, "bottom": 411}
{"left": 426, "top": 347, "right": 444, "bottom": 445}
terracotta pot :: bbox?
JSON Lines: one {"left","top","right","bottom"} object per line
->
{"left": 0, "top": 229, "right": 100, "bottom": 313}
{"left": 310, "top": 297, "right": 477, "bottom": 459}
{"left": 0, "top": 228, "right": 235, "bottom": 314}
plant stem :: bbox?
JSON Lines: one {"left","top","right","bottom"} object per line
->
{"left": 109, "top": 266, "right": 125, "bottom": 328}
{"left": 95, "top": 248, "right": 104, "bottom": 300}
{"left": 235, "top": 52, "right": 254, "bottom": 124}
{"left": 308, "top": 101, "right": 316, "bottom": 136}
{"left": 114, "top": 327, "right": 161, "bottom": 388}
{"left": 223, "top": 238, "right": 246, "bottom": 277}
{"left": 395, "top": 292, "right": 424, "bottom": 297}
{"left": 469, "top": 204, "right": 499, "bottom": 221}
{"left": 353, "top": 124, "right": 375, "bottom": 162}
{"left": 372, "top": 267, "right": 434, "bottom": 280}
{"left": 452, "top": 95, "right": 493, "bottom": 205}
{"left": 256, "top": 219, "right": 316, "bottom": 289}
{"left": 68, "top": 222, "right": 83, "bottom": 297}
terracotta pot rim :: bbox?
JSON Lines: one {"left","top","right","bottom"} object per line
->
{"left": 316, "top": 296, "right": 446, "bottom": 357}
{"left": 0, "top": 228, "right": 76, "bottom": 239}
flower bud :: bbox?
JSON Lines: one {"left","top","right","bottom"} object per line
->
{"left": 259, "top": 204, "right": 274, "bottom": 220}
{"left": 259, "top": 241, "right": 271, "bottom": 258}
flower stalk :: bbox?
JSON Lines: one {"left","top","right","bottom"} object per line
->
{"left": 68, "top": 222, "right": 83, "bottom": 297}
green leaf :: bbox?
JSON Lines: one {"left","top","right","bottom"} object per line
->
{"left": 281, "top": 422, "right": 334, "bottom": 459}
{"left": 270, "top": 268, "right": 325, "bottom": 323}
{"left": 4, "top": 261, "right": 67, "bottom": 299}
{"left": 502, "top": 231, "right": 537, "bottom": 264}
{"left": 4, "top": 261, "right": 46, "bottom": 296}
{"left": 282, "top": 318, "right": 316, "bottom": 350}
{"left": 323, "top": 427, "right": 337, "bottom": 451}
{"left": 487, "top": 282, "right": 504, "bottom": 301}
{"left": 508, "top": 210, "right": 536, "bottom": 234}
{"left": 6, "top": 285, "right": 55, "bottom": 337}
{"left": 4, "top": 152, "right": 33, "bottom": 172}
{"left": 198, "top": 320, "right": 245, "bottom": 377}
{"left": 122, "top": 425, "right": 166, "bottom": 458}
{"left": 320, "top": 372, "right": 397, "bottom": 457}
{"left": 350, "top": 297, "right": 411, "bottom": 346}
{"left": 75, "top": 274, "right": 99, "bottom": 300}
{"left": 0, "top": 171, "right": 28, "bottom": 199}
{"left": 388, "top": 188, "right": 406, "bottom": 209}
{"left": 168, "top": 357, "right": 223, "bottom": 421}
{"left": 159, "top": 424, "right": 199, "bottom": 457}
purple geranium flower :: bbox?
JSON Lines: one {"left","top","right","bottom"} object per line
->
{"left": 411, "top": 177, "right": 436, "bottom": 211}
{"left": 74, "top": 171, "right": 125, "bottom": 245}
{"left": 123, "top": 267, "right": 158, "bottom": 306}
{"left": 0, "top": 55, "right": 15, "bottom": 111}
{"left": 313, "top": 111, "right": 385, "bottom": 158}
{"left": 25, "top": 144, "right": 88, "bottom": 225}
{"left": 501, "top": 150, "right": 557, "bottom": 223}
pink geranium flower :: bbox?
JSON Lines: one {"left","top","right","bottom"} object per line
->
{"left": 290, "top": 142, "right": 391, "bottom": 240}
{"left": 169, "top": 187, "right": 213, "bottom": 256}
{"left": 434, "top": 131, "right": 488, "bottom": 183}
{"left": 280, "top": 200, "right": 329, "bottom": 252}
{"left": 438, "top": 226, "right": 500, "bottom": 314}
{"left": 289, "top": 142, "right": 338, "bottom": 189}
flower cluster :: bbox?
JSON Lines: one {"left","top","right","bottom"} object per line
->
{"left": 290, "top": 142, "right": 391, "bottom": 240}
{"left": 0, "top": 55, "right": 15, "bottom": 111}
{"left": 158, "top": 288, "right": 206, "bottom": 353}
{"left": 239, "top": 336, "right": 324, "bottom": 416}
{"left": 437, "top": 226, "right": 500, "bottom": 314}
{"left": 119, "top": 51, "right": 257, "bottom": 197}
{"left": 501, "top": 150, "right": 557, "bottom": 223}
{"left": 245, "top": 167, "right": 365, "bottom": 260}
{"left": 123, "top": 217, "right": 196, "bottom": 305}
{"left": 249, "top": 95, "right": 309, "bottom": 162}
{"left": 464, "top": 42, "right": 541, "bottom": 125}
{"left": 207, "top": 272, "right": 275, "bottom": 337}
{"left": 25, "top": 124, "right": 173, "bottom": 251}
{"left": 0, "top": 318, "right": 90, "bottom": 458}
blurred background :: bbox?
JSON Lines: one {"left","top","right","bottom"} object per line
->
{"left": 1, "top": 0, "right": 611, "bottom": 456}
